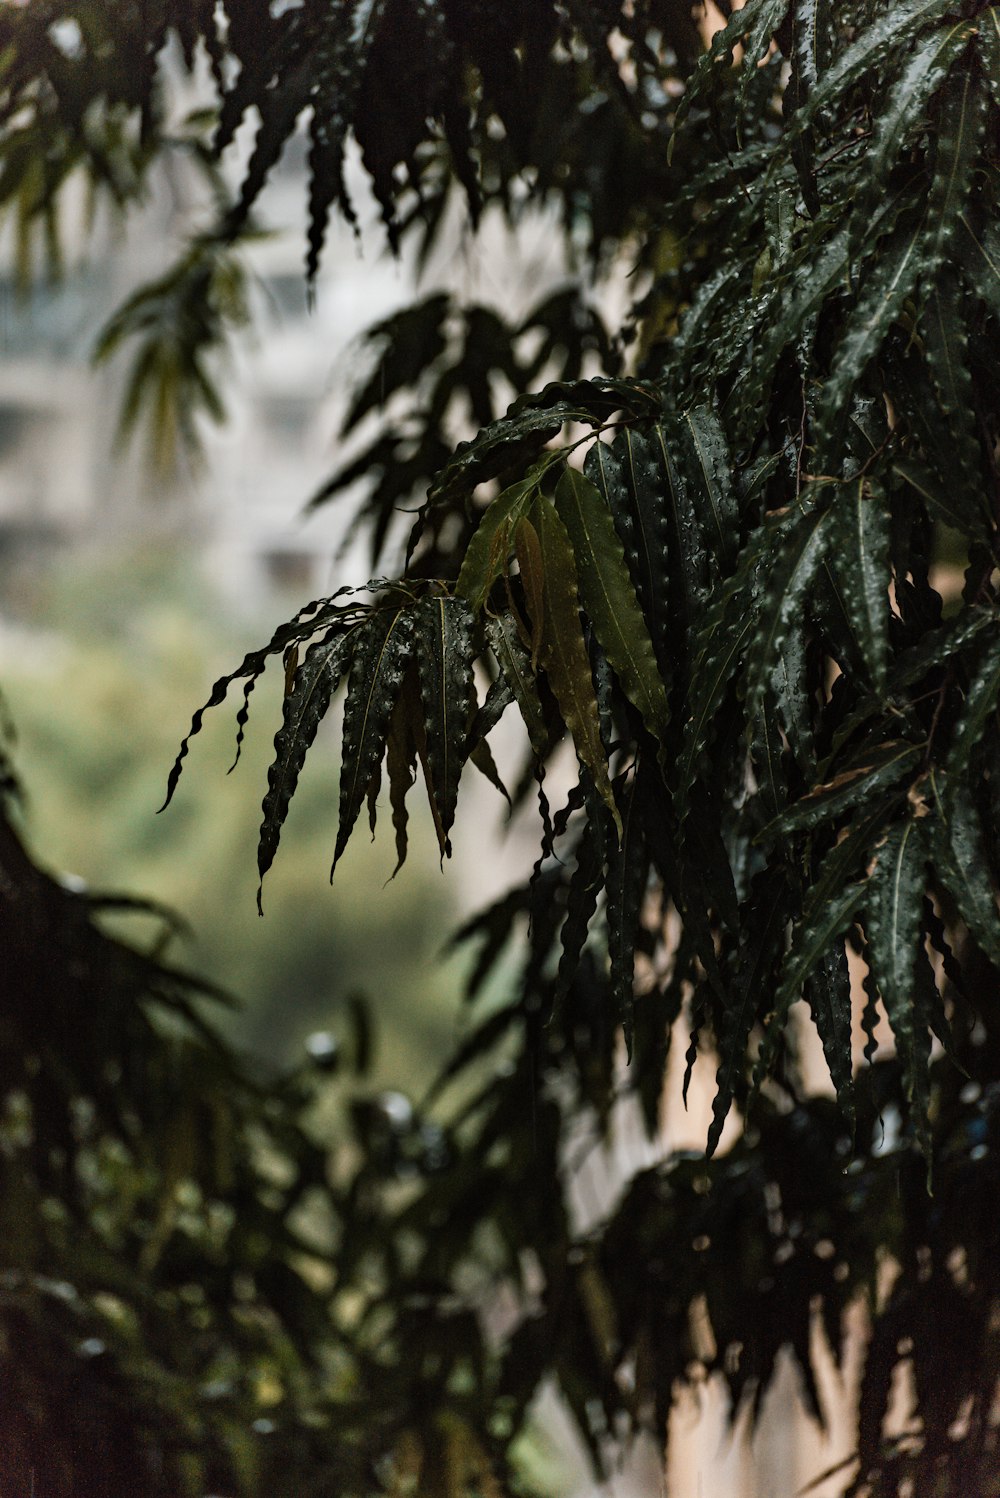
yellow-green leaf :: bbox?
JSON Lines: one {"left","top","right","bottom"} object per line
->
{"left": 529, "top": 497, "right": 620, "bottom": 832}
{"left": 455, "top": 478, "right": 534, "bottom": 611}
{"left": 553, "top": 465, "right": 670, "bottom": 745}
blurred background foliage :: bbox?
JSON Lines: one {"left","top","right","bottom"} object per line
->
{"left": 0, "top": 542, "right": 459, "bottom": 1078}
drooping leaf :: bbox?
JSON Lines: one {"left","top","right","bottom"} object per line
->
{"left": 554, "top": 819, "right": 604, "bottom": 1013}
{"left": 584, "top": 425, "right": 680, "bottom": 672}
{"left": 759, "top": 741, "right": 922, "bottom": 842}
{"left": 528, "top": 497, "right": 619, "bottom": 830}
{"left": 485, "top": 612, "right": 549, "bottom": 760}
{"left": 943, "top": 627, "right": 1000, "bottom": 784}
{"left": 160, "top": 590, "right": 354, "bottom": 810}
{"left": 605, "top": 764, "right": 650, "bottom": 1056}
{"left": 428, "top": 408, "right": 567, "bottom": 508}
{"left": 743, "top": 500, "right": 832, "bottom": 728}
{"left": 413, "top": 595, "right": 476, "bottom": 858}
{"left": 333, "top": 602, "right": 414, "bottom": 873}
{"left": 805, "top": 944, "right": 855, "bottom": 1126}
{"left": 864, "top": 820, "right": 930, "bottom": 1132}
{"left": 257, "top": 626, "right": 356, "bottom": 909}
{"left": 854, "top": 19, "right": 973, "bottom": 246}
{"left": 930, "top": 772, "right": 1000, "bottom": 970}
{"left": 979, "top": 7, "right": 1000, "bottom": 114}
{"left": 454, "top": 478, "right": 535, "bottom": 612}
{"left": 754, "top": 879, "right": 865, "bottom": 1099}
{"left": 920, "top": 275, "right": 982, "bottom": 494}
{"left": 794, "top": 0, "right": 955, "bottom": 132}
{"left": 553, "top": 465, "right": 669, "bottom": 746}
{"left": 384, "top": 673, "right": 420, "bottom": 878}
{"left": 707, "top": 872, "right": 792, "bottom": 1156}
{"left": 679, "top": 405, "right": 740, "bottom": 567}
{"left": 923, "top": 58, "right": 987, "bottom": 270}
{"left": 514, "top": 515, "right": 545, "bottom": 671}
{"left": 827, "top": 478, "right": 891, "bottom": 694}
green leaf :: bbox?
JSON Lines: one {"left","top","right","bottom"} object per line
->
{"left": 754, "top": 877, "right": 865, "bottom": 1100}
{"left": 585, "top": 431, "right": 675, "bottom": 669}
{"left": 956, "top": 209, "right": 1000, "bottom": 322}
{"left": 921, "top": 273, "right": 983, "bottom": 496}
{"left": 529, "top": 497, "right": 619, "bottom": 831}
{"left": 735, "top": 0, "right": 796, "bottom": 113}
{"left": 930, "top": 771, "right": 1000, "bottom": 969}
{"left": 256, "top": 626, "right": 355, "bottom": 909}
{"left": 680, "top": 405, "right": 740, "bottom": 566}
{"left": 455, "top": 478, "right": 535, "bottom": 611}
{"left": 854, "top": 19, "right": 973, "bottom": 244}
{"left": 485, "top": 612, "right": 549, "bottom": 760}
{"left": 707, "top": 873, "right": 792, "bottom": 1156}
{"left": 553, "top": 465, "right": 669, "bottom": 745}
{"left": 795, "top": 0, "right": 955, "bottom": 130}
{"left": 945, "top": 629, "right": 1000, "bottom": 782}
{"left": 923, "top": 58, "right": 986, "bottom": 270}
{"left": 759, "top": 741, "right": 921, "bottom": 841}
{"left": 333, "top": 603, "right": 413, "bottom": 873}
{"left": 818, "top": 217, "right": 927, "bottom": 450}
{"left": 827, "top": 479, "right": 891, "bottom": 693}
{"left": 805, "top": 944, "right": 855, "bottom": 1125}
{"left": 980, "top": 8, "right": 1000, "bottom": 109}
{"left": 429, "top": 407, "right": 570, "bottom": 509}
{"left": 514, "top": 514, "right": 545, "bottom": 671}
{"left": 605, "top": 765, "right": 650, "bottom": 1055}
{"left": 864, "top": 820, "right": 931, "bottom": 1140}
{"left": 413, "top": 595, "right": 476, "bottom": 858}
{"left": 509, "top": 375, "right": 662, "bottom": 424}
{"left": 744, "top": 502, "right": 832, "bottom": 728}
{"left": 554, "top": 820, "right": 603, "bottom": 1012}
{"left": 677, "top": 584, "right": 755, "bottom": 812}
{"left": 384, "top": 675, "right": 420, "bottom": 878}
{"left": 160, "top": 590, "right": 354, "bottom": 809}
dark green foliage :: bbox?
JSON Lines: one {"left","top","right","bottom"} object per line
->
{"left": 11, "top": 0, "right": 1000, "bottom": 1494}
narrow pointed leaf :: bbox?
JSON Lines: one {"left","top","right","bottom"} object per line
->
{"left": 333, "top": 604, "right": 413, "bottom": 872}
{"left": 161, "top": 590, "right": 353, "bottom": 809}
{"left": 605, "top": 767, "right": 650, "bottom": 1055}
{"left": 864, "top": 820, "right": 929, "bottom": 1115}
{"left": 485, "top": 612, "right": 549, "bottom": 760}
{"left": 257, "top": 627, "right": 355, "bottom": 908}
{"left": 554, "top": 821, "right": 603, "bottom": 1011}
{"left": 945, "top": 632, "right": 1000, "bottom": 781}
{"left": 855, "top": 20, "right": 972, "bottom": 241}
{"left": 794, "top": 0, "right": 955, "bottom": 131}
{"left": 828, "top": 478, "right": 890, "bottom": 693}
{"left": 529, "top": 497, "right": 619, "bottom": 831}
{"left": 921, "top": 273, "right": 981, "bottom": 491}
{"left": 455, "top": 478, "right": 535, "bottom": 612}
{"left": 979, "top": 8, "right": 1000, "bottom": 113}
{"left": 930, "top": 772, "right": 1000, "bottom": 969}
{"left": 553, "top": 465, "right": 669, "bottom": 744}
{"left": 514, "top": 515, "right": 545, "bottom": 670}
{"left": 413, "top": 595, "right": 476, "bottom": 855}
{"left": 759, "top": 741, "right": 921, "bottom": 841}
{"left": 429, "top": 408, "right": 569, "bottom": 508}
{"left": 681, "top": 405, "right": 740, "bottom": 566}
{"left": 708, "top": 874, "right": 792, "bottom": 1156}
{"left": 744, "top": 502, "right": 831, "bottom": 727}
{"left": 754, "top": 879, "right": 865, "bottom": 1098}
{"left": 384, "top": 676, "right": 419, "bottom": 878}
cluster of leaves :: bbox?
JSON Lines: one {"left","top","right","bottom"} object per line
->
{"left": 154, "top": 1, "right": 1000, "bottom": 1492}
{"left": 0, "top": 775, "right": 546, "bottom": 1497}
{"left": 0, "top": 0, "right": 714, "bottom": 469}
{"left": 10, "top": 0, "right": 1000, "bottom": 1494}
{"left": 309, "top": 286, "right": 618, "bottom": 570}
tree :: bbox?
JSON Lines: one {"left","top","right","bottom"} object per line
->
{"left": 3, "top": 1, "right": 1000, "bottom": 1494}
